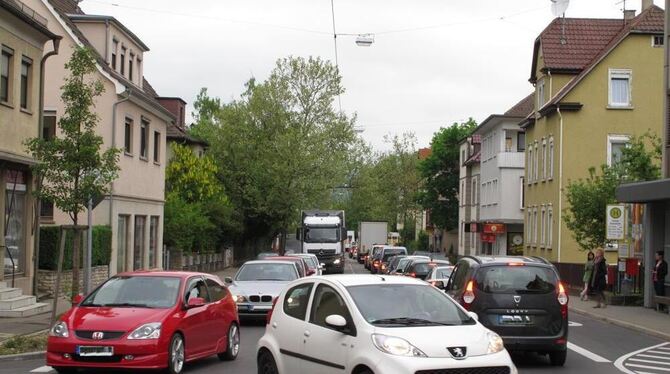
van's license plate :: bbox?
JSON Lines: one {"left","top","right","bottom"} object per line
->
{"left": 76, "top": 346, "right": 113, "bottom": 356}
{"left": 499, "top": 315, "right": 532, "bottom": 324}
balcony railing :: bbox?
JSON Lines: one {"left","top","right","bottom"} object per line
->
{"left": 497, "top": 151, "right": 525, "bottom": 168}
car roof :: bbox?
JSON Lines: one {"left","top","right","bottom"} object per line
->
{"left": 314, "top": 274, "right": 428, "bottom": 287}
{"left": 241, "top": 260, "right": 297, "bottom": 266}
{"left": 464, "top": 256, "right": 552, "bottom": 266}
{"left": 411, "top": 259, "right": 451, "bottom": 265}
{"left": 114, "top": 270, "right": 207, "bottom": 279}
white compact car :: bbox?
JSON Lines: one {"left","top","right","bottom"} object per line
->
{"left": 257, "top": 275, "right": 518, "bottom": 374}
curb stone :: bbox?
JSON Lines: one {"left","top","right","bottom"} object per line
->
{"left": 569, "top": 306, "right": 670, "bottom": 341}
{"left": 0, "top": 350, "right": 45, "bottom": 362}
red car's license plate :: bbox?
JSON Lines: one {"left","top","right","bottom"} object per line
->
{"left": 76, "top": 346, "right": 114, "bottom": 356}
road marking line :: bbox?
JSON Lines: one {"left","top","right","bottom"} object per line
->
{"left": 615, "top": 342, "right": 670, "bottom": 374}
{"left": 30, "top": 366, "right": 52, "bottom": 373}
{"left": 648, "top": 350, "right": 670, "bottom": 356}
{"left": 638, "top": 354, "right": 670, "bottom": 361}
{"left": 657, "top": 347, "right": 670, "bottom": 351}
{"left": 567, "top": 342, "right": 611, "bottom": 363}
{"left": 625, "top": 363, "right": 670, "bottom": 372}
{"left": 629, "top": 358, "right": 670, "bottom": 366}
{"left": 568, "top": 321, "right": 583, "bottom": 327}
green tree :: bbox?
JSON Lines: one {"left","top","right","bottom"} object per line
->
{"left": 191, "top": 56, "right": 357, "bottom": 257}
{"left": 166, "top": 144, "right": 221, "bottom": 203}
{"left": 25, "top": 47, "right": 120, "bottom": 297}
{"left": 564, "top": 132, "right": 661, "bottom": 250}
{"left": 417, "top": 119, "right": 477, "bottom": 231}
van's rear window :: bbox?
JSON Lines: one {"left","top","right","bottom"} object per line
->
{"left": 474, "top": 266, "right": 557, "bottom": 294}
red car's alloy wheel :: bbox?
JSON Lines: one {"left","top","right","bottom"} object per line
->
{"left": 168, "top": 334, "right": 185, "bottom": 374}
{"left": 219, "top": 323, "right": 240, "bottom": 361}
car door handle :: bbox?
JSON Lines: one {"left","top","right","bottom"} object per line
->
{"left": 303, "top": 331, "right": 311, "bottom": 337}
{"left": 272, "top": 322, "right": 277, "bottom": 329}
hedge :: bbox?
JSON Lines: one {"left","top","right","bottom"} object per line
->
{"left": 38, "top": 226, "right": 112, "bottom": 271}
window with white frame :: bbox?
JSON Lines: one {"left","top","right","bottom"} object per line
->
{"left": 540, "top": 206, "right": 546, "bottom": 247}
{"left": 527, "top": 209, "right": 532, "bottom": 244}
{"left": 534, "top": 143, "right": 539, "bottom": 182}
{"left": 461, "top": 181, "right": 465, "bottom": 204}
{"left": 537, "top": 79, "right": 546, "bottom": 109}
{"left": 526, "top": 145, "right": 533, "bottom": 184}
{"left": 548, "top": 136, "right": 555, "bottom": 180}
{"left": 607, "top": 134, "right": 630, "bottom": 166}
{"left": 492, "top": 180, "right": 498, "bottom": 204}
{"left": 471, "top": 177, "right": 477, "bottom": 205}
{"left": 542, "top": 139, "right": 547, "bottom": 180}
{"left": 547, "top": 206, "right": 553, "bottom": 248}
{"left": 608, "top": 69, "right": 632, "bottom": 107}
{"left": 653, "top": 35, "right": 664, "bottom": 48}
{"left": 533, "top": 207, "right": 538, "bottom": 245}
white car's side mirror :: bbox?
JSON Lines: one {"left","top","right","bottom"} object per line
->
{"left": 468, "top": 311, "right": 479, "bottom": 322}
{"left": 325, "top": 314, "right": 347, "bottom": 329}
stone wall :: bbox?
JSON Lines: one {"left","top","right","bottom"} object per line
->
{"left": 38, "top": 266, "right": 109, "bottom": 297}
{"left": 165, "top": 249, "right": 233, "bottom": 272}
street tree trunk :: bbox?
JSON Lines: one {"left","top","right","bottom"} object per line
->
{"left": 71, "top": 220, "right": 80, "bottom": 299}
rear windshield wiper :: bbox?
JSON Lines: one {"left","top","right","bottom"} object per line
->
{"left": 371, "top": 317, "right": 456, "bottom": 326}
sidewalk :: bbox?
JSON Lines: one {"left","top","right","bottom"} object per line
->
{"left": 569, "top": 294, "right": 670, "bottom": 341}
{"left": 0, "top": 298, "right": 70, "bottom": 343}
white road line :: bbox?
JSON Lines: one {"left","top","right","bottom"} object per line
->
{"left": 567, "top": 342, "right": 611, "bottom": 363}
{"left": 629, "top": 358, "right": 670, "bottom": 366}
{"left": 638, "top": 354, "right": 670, "bottom": 361}
{"left": 658, "top": 347, "right": 670, "bottom": 351}
{"left": 648, "top": 350, "right": 670, "bottom": 355}
{"left": 615, "top": 343, "right": 670, "bottom": 374}
{"left": 30, "top": 366, "right": 52, "bottom": 373}
{"left": 625, "top": 363, "right": 670, "bottom": 372}
{"left": 568, "top": 321, "right": 583, "bottom": 327}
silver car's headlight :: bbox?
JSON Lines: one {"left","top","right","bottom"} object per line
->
{"left": 231, "top": 294, "right": 247, "bottom": 303}
{"left": 128, "top": 322, "right": 161, "bottom": 340}
{"left": 49, "top": 321, "right": 69, "bottom": 338}
{"left": 487, "top": 332, "right": 505, "bottom": 354}
{"left": 372, "top": 334, "right": 427, "bottom": 357}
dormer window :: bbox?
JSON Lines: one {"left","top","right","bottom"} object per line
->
{"left": 111, "top": 39, "right": 118, "bottom": 70}
{"left": 120, "top": 46, "right": 126, "bottom": 75}
{"left": 129, "top": 53, "right": 134, "bottom": 81}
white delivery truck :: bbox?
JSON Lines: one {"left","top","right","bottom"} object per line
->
{"left": 297, "top": 210, "right": 346, "bottom": 274}
{"left": 357, "top": 221, "right": 388, "bottom": 264}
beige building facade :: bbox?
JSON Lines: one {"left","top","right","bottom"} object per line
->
{"left": 24, "top": 0, "right": 176, "bottom": 276}
{"left": 0, "top": 0, "right": 59, "bottom": 296}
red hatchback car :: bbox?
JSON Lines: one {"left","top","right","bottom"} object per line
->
{"left": 47, "top": 271, "right": 239, "bottom": 374}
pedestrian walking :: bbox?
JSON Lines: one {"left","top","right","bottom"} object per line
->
{"left": 653, "top": 250, "right": 668, "bottom": 312}
{"left": 580, "top": 251, "right": 595, "bottom": 301}
{"left": 591, "top": 248, "right": 608, "bottom": 309}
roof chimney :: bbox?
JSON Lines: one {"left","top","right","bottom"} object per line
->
{"left": 642, "top": 0, "right": 654, "bottom": 10}
{"left": 624, "top": 9, "right": 636, "bottom": 20}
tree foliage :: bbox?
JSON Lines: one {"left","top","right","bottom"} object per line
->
{"left": 190, "top": 56, "right": 358, "bottom": 256}
{"left": 166, "top": 144, "right": 221, "bottom": 203}
{"left": 417, "top": 119, "right": 477, "bottom": 231}
{"left": 564, "top": 132, "right": 661, "bottom": 251}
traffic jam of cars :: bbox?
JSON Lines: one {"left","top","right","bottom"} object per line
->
{"left": 45, "top": 212, "right": 568, "bottom": 374}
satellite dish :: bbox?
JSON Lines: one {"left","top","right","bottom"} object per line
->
{"left": 551, "top": 0, "right": 570, "bottom": 17}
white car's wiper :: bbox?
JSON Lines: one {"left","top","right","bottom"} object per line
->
{"left": 371, "top": 317, "right": 455, "bottom": 326}
{"left": 256, "top": 278, "right": 286, "bottom": 281}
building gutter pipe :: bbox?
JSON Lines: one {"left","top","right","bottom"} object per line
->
{"left": 32, "top": 37, "right": 61, "bottom": 296}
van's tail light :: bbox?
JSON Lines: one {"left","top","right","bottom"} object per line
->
{"left": 463, "top": 280, "right": 476, "bottom": 310}
{"left": 266, "top": 297, "right": 279, "bottom": 325}
{"left": 557, "top": 282, "right": 568, "bottom": 318}
{"left": 409, "top": 272, "right": 416, "bottom": 278}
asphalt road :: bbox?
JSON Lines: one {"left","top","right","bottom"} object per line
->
{"left": 6, "top": 257, "right": 668, "bottom": 374}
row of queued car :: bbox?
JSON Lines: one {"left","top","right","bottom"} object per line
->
{"left": 358, "top": 243, "right": 455, "bottom": 284}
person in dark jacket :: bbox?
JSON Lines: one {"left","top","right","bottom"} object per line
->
{"left": 591, "top": 248, "right": 608, "bottom": 309}
{"left": 653, "top": 251, "right": 668, "bottom": 311}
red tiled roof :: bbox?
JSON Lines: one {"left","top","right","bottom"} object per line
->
{"left": 538, "top": 18, "right": 624, "bottom": 72}
{"left": 418, "top": 148, "right": 432, "bottom": 160}
{"left": 504, "top": 93, "right": 534, "bottom": 117}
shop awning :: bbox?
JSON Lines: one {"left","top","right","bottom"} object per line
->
{"left": 616, "top": 179, "right": 670, "bottom": 203}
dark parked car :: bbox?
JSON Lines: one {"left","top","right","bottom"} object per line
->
{"left": 445, "top": 256, "right": 568, "bottom": 366}
{"left": 390, "top": 255, "right": 430, "bottom": 275}
{"left": 403, "top": 259, "right": 450, "bottom": 280}
{"left": 371, "top": 246, "right": 407, "bottom": 274}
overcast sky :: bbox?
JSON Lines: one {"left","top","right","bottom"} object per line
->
{"left": 81, "top": 0, "right": 661, "bottom": 150}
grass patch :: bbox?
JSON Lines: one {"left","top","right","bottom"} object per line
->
{"left": 0, "top": 333, "right": 47, "bottom": 355}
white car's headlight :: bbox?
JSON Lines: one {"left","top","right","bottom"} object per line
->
{"left": 487, "top": 332, "right": 505, "bottom": 354}
{"left": 128, "top": 322, "right": 161, "bottom": 340}
{"left": 372, "top": 334, "right": 427, "bottom": 357}
{"left": 49, "top": 321, "right": 69, "bottom": 338}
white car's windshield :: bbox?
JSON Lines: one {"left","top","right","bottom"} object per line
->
{"left": 347, "top": 284, "right": 475, "bottom": 327}
{"left": 236, "top": 263, "right": 298, "bottom": 281}
{"left": 81, "top": 276, "right": 181, "bottom": 309}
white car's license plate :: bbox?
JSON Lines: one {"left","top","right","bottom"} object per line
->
{"left": 76, "top": 346, "right": 114, "bottom": 357}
